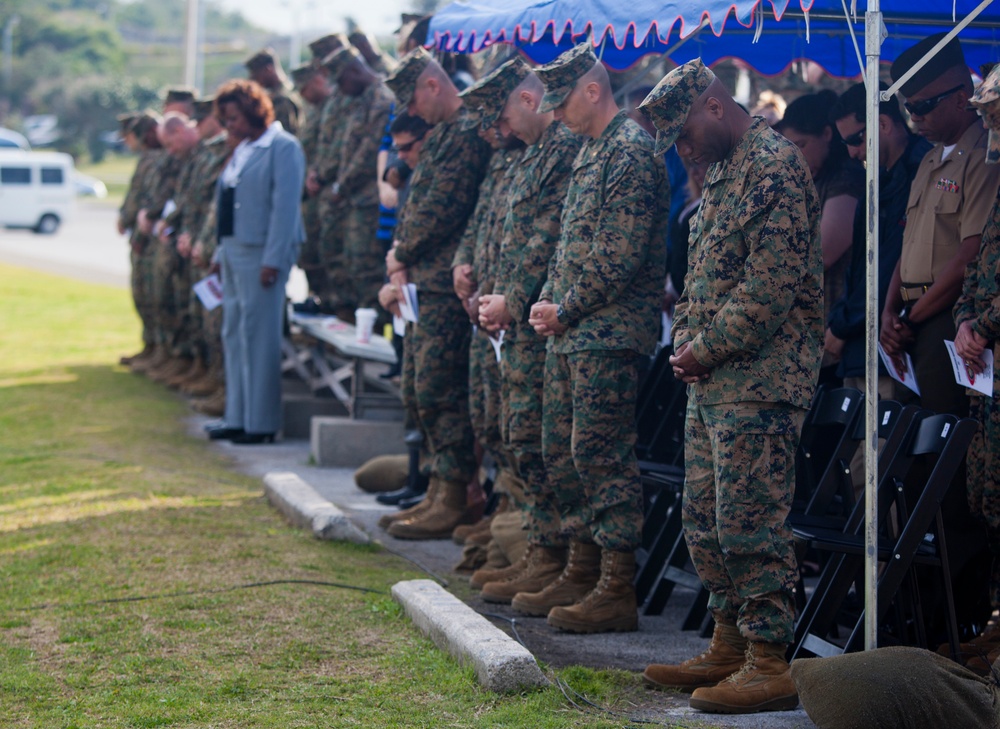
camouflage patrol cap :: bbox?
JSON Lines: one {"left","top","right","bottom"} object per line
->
{"left": 890, "top": 32, "right": 967, "bottom": 98}
{"left": 290, "top": 63, "right": 318, "bottom": 90}
{"left": 970, "top": 63, "right": 1000, "bottom": 163}
{"left": 458, "top": 57, "right": 531, "bottom": 130}
{"left": 192, "top": 98, "right": 216, "bottom": 122}
{"left": 639, "top": 58, "right": 716, "bottom": 156}
{"left": 131, "top": 111, "right": 162, "bottom": 138}
{"left": 385, "top": 46, "right": 432, "bottom": 110}
{"left": 535, "top": 41, "right": 598, "bottom": 113}
{"left": 164, "top": 87, "right": 196, "bottom": 106}
{"left": 245, "top": 48, "right": 278, "bottom": 71}
{"left": 323, "top": 47, "right": 362, "bottom": 81}
{"left": 308, "top": 33, "right": 348, "bottom": 60}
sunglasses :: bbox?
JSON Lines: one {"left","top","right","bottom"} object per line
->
{"left": 841, "top": 128, "right": 865, "bottom": 147}
{"left": 392, "top": 136, "right": 425, "bottom": 153}
{"left": 903, "top": 85, "right": 964, "bottom": 117}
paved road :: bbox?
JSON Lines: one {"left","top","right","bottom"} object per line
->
{"left": 0, "top": 199, "right": 308, "bottom": 299}
{"left": 0, "top": 201, "right": 130, "bottom": 288}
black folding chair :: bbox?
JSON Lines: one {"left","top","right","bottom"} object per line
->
{"left": 793, "top": 386, "right": 864, "bottom": 512}
{"left": 791, "top": 412, "right": 977, "bottom": 659}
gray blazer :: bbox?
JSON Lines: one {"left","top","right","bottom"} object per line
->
{"left": 218, "top": 128, "right": 306, "bottom": 270}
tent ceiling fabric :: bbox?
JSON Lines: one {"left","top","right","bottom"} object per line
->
{"left": 429, "top": 0, "right": 1000, "bottom": 77}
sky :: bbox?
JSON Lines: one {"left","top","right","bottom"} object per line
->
{"left": 213, "top": 0, "right": 414, "bottom": 40}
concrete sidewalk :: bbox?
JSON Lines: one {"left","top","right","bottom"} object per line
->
{"left": 191, "top": 415, "right": 816, "bottom": 728}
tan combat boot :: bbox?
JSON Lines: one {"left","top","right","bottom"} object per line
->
{"left": 688, "top": 641, "right": 799, "bottom": 714}
{"left": 480, "top": 545, "right": 567, "bottom": 604}
{"left": 120, "top": 343, "right": 154, "bottom": 366}
{"left": 388, "top": 478, "right": 470, "bottom": 540}
{"left": 149, "top": 356, "right": 191, "bottom": 383}
{"left": 191, "top": 387, "right": 225, "bottom": 417}
{"left": 184, "top": 360, "right": 224, "bottom": 396}
{"left": 130, "top": 345, "right": 167, "bottom": 373}
{"left": 510, "top": 540, "right": 601, "bottom": 616}
{"left": 643, "top": 621, "right": 747, "bottom": 691}
{"left": 453, "top": 514, "right": 494, "bottom": 545}
{"left": 546, "top": 549, "right": 638, "bottom": 633}
{"left": 168, "top": 357, "right": 206, "bottom": 389}
{"left": 470, "top": 542, "right": 532, "bottom": 589}
{"left": 377, "top": 478, "right": 439, "bottom": 530}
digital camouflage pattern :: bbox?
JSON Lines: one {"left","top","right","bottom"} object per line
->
{"left": 401, "top": 293, "right": 477, "bottom": 484}
{"left": 323, "top": 47, "right": 361, "bottom": 85}
{"left": 970, "top": 63, "right": 1000, "bottom": 164}
{"left": 314, "top": 90, "right": 350, "bottom": 303}
{"left": 146, "top": 151, "right": 184, "bottom": 353}
{"left": 270, "top": 86, "right": 301, "bottom": 137}
{"left": 541, "top": 110, "right": 668, "bottom": 355}
{"left": 383, "top": 46, "right": 431, "bottom": 110}
{"left": 637, "top": 57, "right": 715, "bottom": 155}
{"left": 494, "top": 119, "right": 581, "bottom": 547}
{"left": 174, "top": 133, "right": 228, "bottom": 363}
{"left": 539, "top": 110, "right": 666, "bottom": 552}
{"left": 496, "top": 120, "right": 581, "bottom": 331}
{"left": 328, "top": 80, "right": 395, "bottom": 307}
{"left": 308, "top": 34, "right": 347, "bottom": 61}
{"left": 194, "top": 199, "right": 224, "bottom": 370}
{"left": 393, "top": 106, "right": 492, "bottom": 294}
{"left": 682, "top": 402, "right": 805, "bottom": 644}
{"left": 457, "top": 57, "right": 530, "bottom": 130}
{"left": 672, "top": 116, "right": 821, "bottom": 646}
{"left": 955, "top": 193, "right": 1000, "bottom": 608}
{"left": 535, "top": 42, "right": 598, "bottom": 113}
{"left": 454, "top": 147, "right": 522, "bottom": 466}
{"left": 672, "top": 117, "right": 823, "bottom": 409}
{"left": 542, "top": 350, "right": 644, "bottom": 551}
{"left": 121, "top": 146, "right": 165, "bottom": 346}
{"left": 296, "top": 100, "right": 327, "bottom": 296}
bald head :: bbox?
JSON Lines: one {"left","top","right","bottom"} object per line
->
{"left": 499, "top": 73, "right": 551, "bottom": 145}
{"left": 159, "top": 112, "right": 200, "bottom": 156}
{"left": 410, "top": 60, "right": 462, "bottom": 124}
{"left": 552, "top": 60, "right": 619, "bottom": 139}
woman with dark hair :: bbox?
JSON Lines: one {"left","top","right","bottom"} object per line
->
{"left": 208, "top": 79, "right": 306, "bottom": 444}
{"left": 780, "top": 89, "right": 865, "bottom": 385}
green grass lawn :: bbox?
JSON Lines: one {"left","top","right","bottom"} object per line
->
{"left": 0, "top": 263, "right": 667, "bottom": 728}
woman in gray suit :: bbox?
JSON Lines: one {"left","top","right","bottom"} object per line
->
{"left": 208, "top": 79, "right": 305, "bottom": 444}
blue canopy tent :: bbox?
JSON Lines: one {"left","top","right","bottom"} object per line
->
{"left": 427, "top": 0, "right": 1000, "bottom": 650}
{"left": 428, "top": 0, "right": 1000, "bottom": 77}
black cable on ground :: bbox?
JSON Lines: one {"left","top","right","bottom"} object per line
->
{"left": 479, "top": 611, "right": 676, "bottom": 729}
{"left": 376, "top": 541, "right": 450, "bottom": 587}
{"left": 14, "top": 579, "right": 385, "bottom": 612}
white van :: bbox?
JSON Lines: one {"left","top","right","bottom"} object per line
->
{"left": 0, "top": 150, "right": 75, "bottom": 234}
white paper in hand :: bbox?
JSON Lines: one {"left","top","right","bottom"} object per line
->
{"left": 398, "top": 283, "right": 419, "bottom": 323}
{"left": 487, "top": 330, "right": 504, "bottom": 363}
{"left": 193, "top": 273, "right": 223, "bottom": 311}
{"left": 944, "top": 340, "right": 994, "bottom": 397}
{"left": 877, "top": 342, "right": 920, "bottom": 395}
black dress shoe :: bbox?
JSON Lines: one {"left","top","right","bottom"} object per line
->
{"left": 208, "top": 427, "right": 245, "bottom": 441}
{"left": 231, "top": 432, "right": 276, "bottom": 445}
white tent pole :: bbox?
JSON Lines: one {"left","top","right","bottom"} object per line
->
{"left": 863, "top": 0, "right": 884, "bottom": 652}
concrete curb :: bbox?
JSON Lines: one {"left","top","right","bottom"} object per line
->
{"left": 263, "top": 471, "right": 370, "bottom": 544}
{"left": 392, "top": 579, "right": 548, "bottom": 693}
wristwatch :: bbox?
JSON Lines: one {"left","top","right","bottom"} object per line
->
{"left": 556, "top": 304, "right": 569, "bottom": 325}
{"left": 898, "top": 306, "right": 918, "bottom": 330}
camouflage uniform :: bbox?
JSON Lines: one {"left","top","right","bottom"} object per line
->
{"left": 955, "top": 63, "right": 1000, "bottom": 611}
{"left": 194, "top": 198, "right": 224, "bottom": 370}
{"left": 453, "top": 148, "right": 523, "bottom": 466}
{"left": 145, "top": 152, "right": 184, "bottom": 355}
{"left": 671, "top": 118, "right": 822, "bottom": 644}
{"left": 120, "top": 145, "right": 163, "bottom": 348}
{"left": 269, "top": 85, "right": 302, "bottom": 136}
{"left": 313, "top": 90, "right": 351, "bottom": 305}
{"left": 391, "top": 105, "right": 492, "bottom": 484}
{"left": 168, "top": 133, "right": 228, "bottom": 366}
{"left": 539, "top": 110, "right": 669, "bottom": 552}
{"left": 297, "top": 95, "right": 327, "bottom": 297}
{"left": 326, "top": 70, "right": 395, "bottom": 309}
{"left": 495, "top": 120, "right": 582, "bottom": 547}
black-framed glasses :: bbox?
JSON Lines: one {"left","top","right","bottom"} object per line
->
{"left": 841, "top": 128, "right": 865, "bottom": 147}
{"left": 392, "top": 135, "right": 425, "bottom": 153}
{"left": 904, "top": 84, "right": 964, "bottom": 116}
